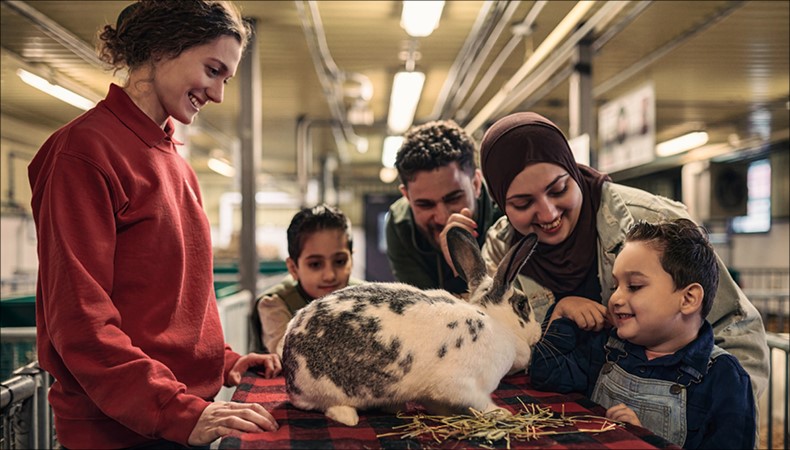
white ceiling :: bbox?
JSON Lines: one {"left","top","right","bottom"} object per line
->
{"left": 1, "top": 1, "right": 788, "bottom": 209}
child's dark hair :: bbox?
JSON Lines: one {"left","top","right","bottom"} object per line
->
{"left": 98, "top": 0, "right": 251, "bottom": 72}
{"left": 625, "top": 218, "right": 719, "bottom": 318}
{"left": 287, "top": 204, "right": 353, "bottom": 260}
{"left": 395, "top": 119, "right": 477, "bottom": 186}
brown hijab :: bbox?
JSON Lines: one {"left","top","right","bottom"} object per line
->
{"left": 480, "top": 112, "right": 611, "bottom": 294}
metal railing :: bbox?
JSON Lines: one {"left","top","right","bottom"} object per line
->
{"left": 216, "top": 289, "right": 252, "bottom": 402}
{"left": 0, "top": 360, "right": 53, "bottom": 450}
{"left": 0, "top": 290, "right": 254, "bottom": 449}
{"left": 764, "top": 332, "right": 789, "bottom": 450}
{"left": 737, "top": 268, "right": 789, "bottom": 333}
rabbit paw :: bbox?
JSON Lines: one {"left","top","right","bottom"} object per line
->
{"left": 326, "top": 405, "right": 360, "bottom": 426}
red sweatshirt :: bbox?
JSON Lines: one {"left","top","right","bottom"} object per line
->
{"left": 28, "top": 84, "right": 240, "bottom": 448}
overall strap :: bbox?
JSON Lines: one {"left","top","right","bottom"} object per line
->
{"left": 678, "top": 345, "right": 730, "bottom": 385}
{"left": 604, "top": 336, "right": 627, "bottom": 362}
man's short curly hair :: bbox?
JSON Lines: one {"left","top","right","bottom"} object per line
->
{"left": 394, "top": 120, "right": 477, "bottom": 186}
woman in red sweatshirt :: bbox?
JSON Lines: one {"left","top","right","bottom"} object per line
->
{"left": 27, "top": 2, "right": 280, "bottom": 448}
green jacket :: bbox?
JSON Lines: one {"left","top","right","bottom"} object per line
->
{"left": 481, "top": 181, "right": 770, "bottom": 400}
{"left": 252, "top": 274, "right": 364, "bottom": 355}
{"left": 385, "top": 184, "right": 502, "bottom": 295}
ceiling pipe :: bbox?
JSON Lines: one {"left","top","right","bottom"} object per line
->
{"left": 593, "top": 1, "right": 746, "bottom": 98}
{"left": 430, "top": 0, "right": 498, "bottom": 120}
{"left": 297, "top": 115, "right": 346, "bottom": 208}
{"left": 296, "top": 0, "right": 373, "bottom": 164}
{"left": 502, "top": 0, "right": 648, "bottom": 116}
{"left": 591, "top": 0, "right": 653, "bottom": 53}
{"left": 495, "top": 1, "right": 629, "bottom": 118}
{"left": 464, "top": 1, "right": 597, "bottom": 134}
{"left": 3, "top": 0, "right": 107, "bottom": 70}
{"left": 443, "top": 1, "right": 521, "bottom": 118}
{"left": 456, "top": 0, "right": 548, "bottom": 122}
{"left": 513, "top": 65, "right": 576, "bottom": 113}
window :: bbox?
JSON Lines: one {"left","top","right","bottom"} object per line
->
{"left": 730, "top": 159, "right": 771, "bottom": 233}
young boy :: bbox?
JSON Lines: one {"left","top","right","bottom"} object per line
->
{"left": 254, "top": 204, "right": 362, "bottom": 356}
{"left": 529, "top": 218, "right": 755, "bottom": 449}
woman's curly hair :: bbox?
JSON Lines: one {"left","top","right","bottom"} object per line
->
{"left": 97, "top": 0, "right": 251, "bottom": 72}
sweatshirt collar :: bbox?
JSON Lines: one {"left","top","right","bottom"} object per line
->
{"left": 103, "top": 83, "right": 179, "bottom": 147}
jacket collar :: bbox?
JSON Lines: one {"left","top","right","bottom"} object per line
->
{"left": 615, "top": 321, "right": 716, "bottom": 377}
{"left": 596, "top": 181, "right": 630, "bottom": 254}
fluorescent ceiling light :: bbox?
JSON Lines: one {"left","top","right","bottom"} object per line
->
{"left": 382, "top": 136, "right": 404, "bottom": 168}
{"left": 379, "top": 167, "right": 399, "bottom": 184}
{"left": 655, "top": 131, "right": 709, "bottom": 157}
{"left": 401, "top": 1, "right": 445, "bottom": 37}
{"left": 388, "top": 71, "right": 425, "bottom": 134}
{"left": 16, "top": 69, "right": 95, "bottom": 111}
{"left": 208, "top": 150, "right": 235, "bottom": 177}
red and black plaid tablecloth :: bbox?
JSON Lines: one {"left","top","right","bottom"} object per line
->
{"left": 218, "top": 371, "right": 680, "bottom": 449}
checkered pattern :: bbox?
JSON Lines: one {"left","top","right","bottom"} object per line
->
{"left": 219, "top": 372, "right": 680, "bottom": 449}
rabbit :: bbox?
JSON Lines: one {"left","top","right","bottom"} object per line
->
{"left": 281, "top": 227, "right": 541, "bottom": 426}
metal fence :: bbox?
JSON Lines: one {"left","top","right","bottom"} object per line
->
{"left": 0, "top": 290, "right": 253, "bottom": 449}
{"left": 737, "top": 268, "right": 789, "bottom": 333}
{"left": 216, "top": 289, "right": 252, "bottom": 402}
{"left": 764, "top": 332, "right": 789, "bottom": 450}
{"left": 0, "top": 360, "right": 53, "bottom": 450}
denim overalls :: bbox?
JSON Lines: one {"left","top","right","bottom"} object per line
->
{"left": 591, "top": 336, "right": 726, "bottom": 447}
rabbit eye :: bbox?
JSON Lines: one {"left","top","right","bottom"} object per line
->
{"left": 517, "top": 298, "right": 527, "bottom": 312}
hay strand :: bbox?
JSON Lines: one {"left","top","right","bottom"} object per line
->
{"left": 377, "top": 401, "right": 622, "bottom": 446}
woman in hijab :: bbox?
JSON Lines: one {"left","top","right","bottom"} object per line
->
{"left": 478, "top": 111, "right": 768, "bottom": 401}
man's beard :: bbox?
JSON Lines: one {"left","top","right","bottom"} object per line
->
{"left": 421, "top": 224, "right": 444, "bottom": 250}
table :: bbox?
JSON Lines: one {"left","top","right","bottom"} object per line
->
{"left": 219, "top": 371, "right": 680, "bottom": 449}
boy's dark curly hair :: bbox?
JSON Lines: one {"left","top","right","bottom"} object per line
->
{"left": 97, "top": 0, "right": 251, "bottom": 72}
{"left": 626, "top": 218, "right": 719, "bottom": 318}
{"left": 394, "top": 120, "right": 478, "bottom": 186}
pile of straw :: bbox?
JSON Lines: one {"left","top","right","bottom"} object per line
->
{"left": 377, "top": 400, "right": 621, "bottom": 448}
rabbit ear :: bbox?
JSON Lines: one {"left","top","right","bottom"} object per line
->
{"left": 447, "top": 227, "right": 487, "bottom": 292}
{"left": 492, "top": 233, "right": 538, "bottom": 290}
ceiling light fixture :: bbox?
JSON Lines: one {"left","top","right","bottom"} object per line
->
{"left": 401, "top": 1, "right": 445, "bottom": 37}
{"left": 387, "top": 71, "right": 425, "bottom": 134}
{"left": 16, "top": 69, "right": 95, "bottom": 111}
{"left": 381, "top": 136, "right": 404, "bottom": 168}
{"left": 379, "top": 167, "right": 399, "bottom": 184}
{"left": 655, "top": 131, "right": 709, "bottom": 157}
{"left": 208, "top": 150, "right": 235, "bottom": 177}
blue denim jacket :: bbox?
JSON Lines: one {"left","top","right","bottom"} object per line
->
{"left": 530, "top": 315, "right": 756, "bottom": 449}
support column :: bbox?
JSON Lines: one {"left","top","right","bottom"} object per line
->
{"left": 568, "top": 31, "right": 595, "bottom": 167}
{"left": 238, "top": 20, "right": 261, "bottom": 296}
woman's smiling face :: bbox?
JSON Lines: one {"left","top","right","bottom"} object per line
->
{"left": 149, "top": 35, "right": 242, "bottom": 126}
{"left": 504, "top": 162, "right": 583, "bottom": 246}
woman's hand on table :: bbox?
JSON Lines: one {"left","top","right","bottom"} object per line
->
{"left": 549, "top": 296, "right": 609, "bottom": 331}
{"left": 606, "top": 403, "right": 642, "bottom": 427}
{"left": 228, "top": 353, "right": 282, "bottom": 386}
{"left": 188, "top": 401, "right": 278, "bottom": 445}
